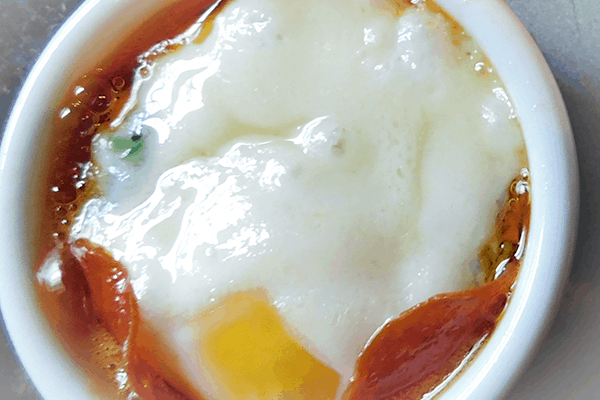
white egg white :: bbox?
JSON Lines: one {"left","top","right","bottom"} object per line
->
{"left": 70, "top": 0, "right": 525, "bottom": 397}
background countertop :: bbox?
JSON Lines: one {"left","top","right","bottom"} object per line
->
{"left": 1, "top": 0, "right": 597, "bottom": 399}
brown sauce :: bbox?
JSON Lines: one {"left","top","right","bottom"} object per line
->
{"left": 343, "top": 174, "right": 530, "bottom": 400}
{"left": 34, "top": 0, "right": 531, "bottom": 399}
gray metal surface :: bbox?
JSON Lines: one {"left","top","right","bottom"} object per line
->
{"left": 0, "top": 0, "right": 597, "bottom": 398}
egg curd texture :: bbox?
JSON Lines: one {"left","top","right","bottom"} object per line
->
{"left": 69, "top": 0, "right": 525, "bottom": 397}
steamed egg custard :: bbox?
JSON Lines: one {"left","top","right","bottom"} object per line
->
{"left": 36, "top": 0, "right": 529, "bottom": 398}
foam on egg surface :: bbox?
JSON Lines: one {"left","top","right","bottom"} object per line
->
{"left": 70, "top": 0, "right": 525, "bottom": 397}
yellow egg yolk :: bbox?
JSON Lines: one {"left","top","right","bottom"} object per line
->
{"left": 200, "top": 292, "right": 341, "bottom": 399}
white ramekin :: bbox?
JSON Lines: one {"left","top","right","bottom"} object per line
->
{"left": 0, "top": 0, "right": 578, "bottom": 399}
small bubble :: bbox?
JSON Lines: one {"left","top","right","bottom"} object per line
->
{"left": 516, "top": 180, "right": 529, "bottom": 195}
{"left": 112, "top": 76, "right": 126, "bottom": 91}
{"left": 520, "top": 167, "right": 529, "bottom": 179}
{"left": 98, "top": 113, "right": 111, "bottom": 124}
{"left": 139, "top": 66, "right": 150, "bottom": 79}
{"left": 56, "top": 185, "right": 77, "bottom": 203}
{"left": 59, "top": 107, "right": 71, "bottom": 119}
{"left": 78, "top": 113, "right": 94, "bottom": 134}
{"left": 474, "top": 61, "right": 490, "bottom": 78}
{"left": 90, "top": 93, "right": 112, "bottom": 113}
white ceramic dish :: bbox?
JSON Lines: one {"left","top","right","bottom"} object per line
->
{"left": 0, "top": 0, "right": 578, "bottom": 399}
